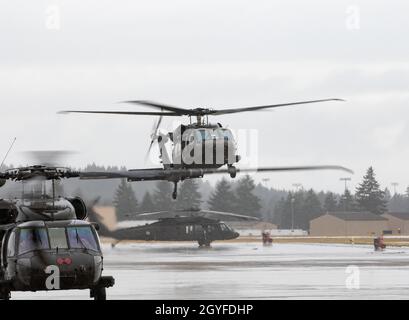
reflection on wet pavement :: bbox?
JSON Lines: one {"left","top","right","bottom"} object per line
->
{"left": 12, "top": 242, "right": 409, "bottom": 300}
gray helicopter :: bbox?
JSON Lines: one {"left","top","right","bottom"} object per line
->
{"left": 0, "top": 165, "right": 114, "bottom": 300}
{"left": 60, "top": 98, "right": 353, "bottom": 199}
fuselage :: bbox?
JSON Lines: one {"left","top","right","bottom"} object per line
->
{"left": 94, "top": 216, "right": 240, "bottom": 244}
{"left": 1, "top": 219, "right": 103, "bottom": 291}
{"left": 164, "top": 124, "right": 239, "bottom": 169}
{"left": 0, "top": 197, "right": 111, "bottom": 293}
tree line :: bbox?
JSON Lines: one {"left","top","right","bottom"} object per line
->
{"left": 113, "top": 166, "right": 409, "bottom": 229}
{"left": 113, "top": 175, "right": 262, "bottom": 221}
{"left": 3, "top": 162, "right": 408, "bottom": 228}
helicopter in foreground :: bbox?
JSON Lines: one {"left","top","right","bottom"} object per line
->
{"left": 61, "top": 98, "right": 353, "bottom": 199}
{"left": 88, "top": 207, "right": 258, "bottom": 247}
{"left": 0, "top": 165, "right": 114, "bottom": 300}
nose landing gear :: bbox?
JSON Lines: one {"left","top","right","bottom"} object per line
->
{"left": 228, "top": 165, "right": 237, "bottom": 178}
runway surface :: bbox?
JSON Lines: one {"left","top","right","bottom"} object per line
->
{"left": 12, "top": 242, "right": 409, "bottom": 300}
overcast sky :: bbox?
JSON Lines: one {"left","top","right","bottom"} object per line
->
{"left": 1, "top": 0, "right": 408, "bottom": 193}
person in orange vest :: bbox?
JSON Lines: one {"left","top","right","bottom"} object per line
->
{"left": 374, "top": 235, "right": 386, "bottom": 251}
{"left": 378, "top": 235, "right": 386, "bottom": 250}
{"left": 262, "top": 231, "right": 273, "bottom": 245}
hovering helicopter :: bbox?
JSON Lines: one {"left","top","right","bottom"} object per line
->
{"left": 88, "top": 207, "right": 258, "bottom": 247}
{"left": 0, "top": 165, "right": 115, "bottom": 300}
{"left": 61, "top": 98, "right": 353, "bottom": 198}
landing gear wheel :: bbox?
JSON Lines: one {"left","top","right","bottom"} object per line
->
{"left": 91, "top": 286, "right": 106, "bottom": 300}
{"left": 198, "top": 240, "right": 211, "bottom": 247}
{"left": 228, "top": 166, "right": 237, "bottom": 178}
{"left": 0, "top": 289, "right": 10, "bottom": 300}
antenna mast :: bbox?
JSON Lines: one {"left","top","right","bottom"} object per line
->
{"left": 0, "top": 137, "right": 16, "bottom": 170}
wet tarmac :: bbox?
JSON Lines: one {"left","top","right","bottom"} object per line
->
{"left": 12, "top": 242, "right": 409, "bottom": 299}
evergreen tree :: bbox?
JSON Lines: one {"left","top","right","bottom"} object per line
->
{"left": 113, "top": 179, "right": 139, "bottom": 221}
{"left": 388, "top": 193, "right": 407, "bottom": 212}
{"left": 207, "top": 178, "right": 237, "bottom": 212}
{"left": 355, "top": 167, "right": 387, "bottom": 215}
{"left": 175, "top": 179, "right": 202, "bottom": 210}
{"left": 273, "top": 196, "right": 288, "bottom": 228}
{"left": 406, "top": 186, "right": 409, "bottom": 211}
{"left": 233, "top": 175, "right": 261, "bottom": 217}
{"left": 300, "top": 189, "right": 322, "bottom": 230}
{"left": 139, "top": 191, "right": 156, "bottom": 213}
{"left": 337, "top": 189, "right": 356, "bottom": 212}
{"left": 323, "top": 192, "right": 338, "bottom": 212}
{"left": 273, "top": 190, "right": 304, "bottom": 229}
{"left": 152, "top": 181, "right": 174, "bottom": 211}
{"left": 384, "top": 187, "right": 392, "bottom": 204}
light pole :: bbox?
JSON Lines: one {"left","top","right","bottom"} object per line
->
{"left": 290, "top": 184, "right": 302, "bottom": 232}
{"left": 340, "top": 177, "right": 351, "bottom": 213}
{"left": 340, "top": 177, "right": 351, "bottom": 192}
{"left": 291, "top": 196, "right": 295, "bottom": 232}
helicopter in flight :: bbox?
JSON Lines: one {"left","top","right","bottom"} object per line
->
{"left": 88, "top": 206, "right": 258, "bottom": 247}
{"left": 0, "top": 164, "right": 115, "bottom": 300}
{"left": 61, "top": 98, "right": 352, "bottom": 199}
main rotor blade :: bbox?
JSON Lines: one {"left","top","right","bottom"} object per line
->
{"left": 198, "top": 210, "right": 259, "bottom": 221}
{"left": 20, "top": 150, "right": 75, "bottom": 167}
{"left": 134, "top": 209, "right": 259, "bottom": 221}
{"left": 59, "top": 110, "right": 179, "bottom": 116}
{"left": 234, "top": 165, "right": 353, "bottom": 175}
{"left": 211, "top": 98, "right": 344, "bottom": 115}
{"left": 123, "top": 100, "right": 193, "bottom": 115}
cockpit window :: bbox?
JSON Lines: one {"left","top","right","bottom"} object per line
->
{"left": 214, "top": 129, "right": 234, "bottom": 141}
{"left": 18, "top": 228, "right": 49, "bottom": 255}
{"left": 220, "top": 223, "right": 231, "bottom": 232}
{"left": 196, "top": 130, "right": 212, "bottom": 141}
{"left": 48, "top": 227, "right": 68, "bottom": 249}
{"left": 7, "top": 231, "right": 16, "bottom": 257}
{"left": 222, "top": 130, "right": 233, "bottom": 140}
{"left": 67, "top": 227, "right": 99, "bottom": 252}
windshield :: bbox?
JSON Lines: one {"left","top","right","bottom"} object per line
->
{"left": 67, "top": 226, "right": 99, "bottom": 252}
{"left": 18, "top": 228, "right": 49, "bottom": 255}
{"left": 17, "top": 225, "right": 100, "bottom": 254}
{"left": 196, "top": 130, "right": 212, "bottom": 141}
{"left": 48, "top": 228, "right": 68, "bottom": 249}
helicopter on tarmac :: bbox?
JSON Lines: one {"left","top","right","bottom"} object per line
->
{"left": 88, "top": 206, "right": 258, "bottom": 247}
{"left": 0, "top": 165, "right": 115, "bottom": 300}
{"left": 61, "top": 98, "right": 352, "bottom": 198}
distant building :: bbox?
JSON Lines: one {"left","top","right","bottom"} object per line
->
{"left": 382, "top": 212, "right": 409, "bottom": 235}
{"left": 310, "top": 212, "right": 389, "bottom": 236}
